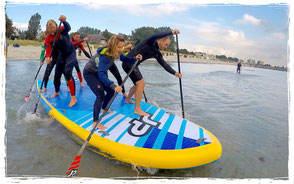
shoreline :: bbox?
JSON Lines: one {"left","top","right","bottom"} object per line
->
{"left": 4, "top": 45, "right": 236, "bottom": 65}
{"left": 5, "top": 45, "right": 286, "bottom": 71}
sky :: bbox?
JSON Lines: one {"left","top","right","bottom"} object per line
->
{"left": 4, "top": 0, "right": 290, "bottom": 67}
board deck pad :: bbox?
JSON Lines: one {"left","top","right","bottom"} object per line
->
{"left": 39, "top": 80, "right": 212, "bottom": 150}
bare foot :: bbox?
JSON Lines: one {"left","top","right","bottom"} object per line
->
{"left": 101, "top": 109, "right": 113, "bottom": 114}
{"left": 125, "top": 98, "right": 135, "bottom": 104}
{"left": 67, "top": 86, "right": 70, "bottom": 92}
{"left": 41, "top": 88, "right": 47, "bottom": 92}
{"left": 134, "top": 109, "right": 149, "bottom": 116}
{"left": 69, "top": 96, "right": 77, "bottom": 107}
{"left": 80, "top": 82, "right": 85, "bottom": 87}
{"left": 92, "top": 122, "right": 107, "bottom": 130}
{"left": 50, "top": 92, "right": 59, "bottom": 98}
{"left": 123, "top": 93, "right": 127, "bottom": 98}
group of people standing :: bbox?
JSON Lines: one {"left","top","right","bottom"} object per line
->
{"left": 41, "top": 15, "right": 182, "bottom": 130}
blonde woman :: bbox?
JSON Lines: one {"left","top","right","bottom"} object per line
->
{"left": 83, "top": 35, "right": 142, "bottom": 130}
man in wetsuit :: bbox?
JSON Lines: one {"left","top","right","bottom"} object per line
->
{"left": 237, "top": 61, "right": 242, "bottom": 74}
{"left": 71, "top": 32, "right": 91, "bottom": 87}
{"left": 122, "top": 29, "right": 182, "bottom": 116}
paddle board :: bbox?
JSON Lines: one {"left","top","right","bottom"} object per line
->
{"left": 36, "top": 80, "right": 222, "bottom": 169}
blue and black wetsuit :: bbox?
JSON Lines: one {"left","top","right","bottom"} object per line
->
{"left": 83, "top": 47, "right": 136, "bottom": 122}
{"left": 122, "top": 31, "right": 176, "bottom": 84}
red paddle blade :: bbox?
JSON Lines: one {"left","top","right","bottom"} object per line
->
{"left": 66, "top": 155, "right": 81, "bottom": 177}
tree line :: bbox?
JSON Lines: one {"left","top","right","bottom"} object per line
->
{"left": 5, "top": 12, "right": 238, "bottom": 60}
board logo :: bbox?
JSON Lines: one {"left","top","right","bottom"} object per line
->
{"left": 128, "top": 114, "right": 161, "bottom": 137}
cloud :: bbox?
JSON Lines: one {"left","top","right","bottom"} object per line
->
{"left": 175, "top": 18, "right": 287, "bottom": 66}
{"left": 12, "top": 22, "right": 46, "bottom": 32}
{"left": 82, "top": 3, "right": 191, "bottom": 17}
{"left": 13, "top": 22, "right": 28, "bottom": 31}
{"left": 234, "top": 14, "right": 273, "bottom": 32}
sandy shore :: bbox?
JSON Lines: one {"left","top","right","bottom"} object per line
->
{"left": 6, "top": 45, "right": 234, "bottom": 65}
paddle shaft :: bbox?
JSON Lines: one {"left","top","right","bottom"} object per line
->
{"left": 33, "top": 22, "right": 62, "bottom": 113}
{"left": 25, "top": 58, "right": 44, "bottom": 98}
{"left": 176, "top": 34, "right": 185, "bottom": 119}
{"left": 66, "top": 59, "right": 140, "bottom": 177}
{"left": 86, "top": 40, "right": 92, "bottom": 57}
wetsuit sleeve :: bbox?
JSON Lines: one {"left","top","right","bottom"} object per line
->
{"left": 40, "top": 43, "right": 45, "bottom": 62}
{"left": 61, "top": 21, "right": 71, "bottom": 33}
{"left": 147, "top": 31, "right": 173, "bottom": 43}
{"left": 109, "top": 63, "right": 125, "bottom": 93}
{"left": 119, "top": 54, "right": 136, "bottom": 64}
{"left": 83, "top": 50, "right": 91, "bottom": 59}
{"left": 44, "top": 36, "right": 52, "bottom": 58}
{"left": 155, "top": 51, "right": 176, "bottom": 75}
{"left": 71, "top": 39, "right": 84, "bottom": 48}
{"left": 98, "top": 56, "right": 116, "bottom": 90}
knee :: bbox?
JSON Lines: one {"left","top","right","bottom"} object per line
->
{"left": 136, "top": 79, "right": 145, "bottom": 88}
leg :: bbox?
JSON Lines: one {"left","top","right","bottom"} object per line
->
{"left": 134, "top": 79, "right": 149, "bottom": 116}
{"left": 75, "top": 61, "right": 84, "bottom": 87}
{"left": 125, "top": 85, "right": 136, "bottom": 104}
{"left": 101, "top": 84, "right": 115, "bottom": 112}
{"left": 65, "top": 52, "right": 77, "bottom": 107}
{"left": 83, "top": 69, "right": 107, "bottom": 130}
{"left": 51, "top": 57, "right": 64, "bottom": 98}
{"left": 41, "top": 59, "right": 56, "bottom": 92}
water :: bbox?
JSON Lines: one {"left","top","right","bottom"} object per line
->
{"left": 5, "top": 60, "right": 288, "bottom": 179}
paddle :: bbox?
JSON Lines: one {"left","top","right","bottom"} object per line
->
{"left": 66, "top": 59, "right": 140, "bottom": 177}
{"left": 85, "top": 40, "right": 92, "bottom": 56}
{"left": 175, "top": 34, "right": 185, "bottom": 119}
{"left": 33, "top": 21, "right": 62, "bottom": 114}
{"left": 143, "top": 91, "right": 148, "bottom": 102}
{"left": 24, "top": 57, "right": 45, "bottom": 100}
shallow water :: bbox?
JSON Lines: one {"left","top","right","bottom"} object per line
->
{"left": 5, "top": 60, "right": 288, "bottom": 179}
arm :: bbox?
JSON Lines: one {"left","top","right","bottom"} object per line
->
{"left": 147, "top": 31, "right": 173, "bottom": 43}
{"left": 71, "top": 39, "right": 84, "bottom": 47}
{"left": 109, "top": 64, "right": 125, "bottom": 93}
{"left": 119, "top": 54, "right": 136, "bottom": 64}
{"left": 61, "top": 21, "right": 71, "bottom": 33}
{"left": 40, "top": 43, "right": 45, "bottom": 62}
{"left": 98, "top": 56, "right": 116, "bottom": 90}
{"left": 154, "top": 52, "right": 176, "bottom": 75}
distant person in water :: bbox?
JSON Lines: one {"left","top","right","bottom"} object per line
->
{"left": 237, "top": 61, "right": 242, "bottom": 74}
{"left": 71, "top": 32, "right": 92, "bottom": 87}
{"left": 83, "top": 35, "right": 142, "bottom": 130}
{"left": 45, "top": 15, "right": 77, "bottom": 107}
{"left": 122, "top": 29, "right": 182, "bottom": 116}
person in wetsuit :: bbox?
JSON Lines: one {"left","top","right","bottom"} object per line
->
{"left": 237, "top": 61, "right": 242, "bottom": 74}
{"left": 39, "top": 41, "right": 60, "bottom": 92}
{"left": 83, "top": 35, "right": 142, "bottom": 130}
{"left": 45, "top": 15, "right": 77, "bottom": 107}
{"left": 122, "top": 29, "right": 182, "bottom": 116}
{"left": 71, "top": 32, "right": 91, "bottom": 87}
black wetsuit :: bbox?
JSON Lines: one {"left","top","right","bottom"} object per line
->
{"left": 122, "top": 31, "right": 176, "bottom": 84}
{"left": 237, "top": 63, "right": 242, "bottom": 74}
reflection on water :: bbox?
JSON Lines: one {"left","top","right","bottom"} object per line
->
{"left": 6, "top": 60, "right": 288, "bottom": 178}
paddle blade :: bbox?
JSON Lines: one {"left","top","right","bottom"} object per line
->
{"left": 66, "top": 155, "right": 81, "bottom": 177}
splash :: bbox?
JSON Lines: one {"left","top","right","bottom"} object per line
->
{"left": 131, "top": 164, "right": 159, "bottom": 176}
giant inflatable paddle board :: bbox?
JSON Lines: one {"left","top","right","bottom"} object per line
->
{"left": 37, "top": 80, "right": 222, "bottom": 169}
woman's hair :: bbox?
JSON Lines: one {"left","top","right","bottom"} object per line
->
{"left": 46, "top": 19, "right": 57, "bottom": 34}
{"left": 107, "top": 35, "right": 125, "bottom": 58}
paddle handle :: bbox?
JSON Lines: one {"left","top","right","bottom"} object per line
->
{"left": 86, "top": 40, "right": 92, "bottom": 57}
{"left": 66, "top": 59, "right": 140, "bottom": 177}
{"left": 176, "top": 34, "right": 185, "bottom": 119}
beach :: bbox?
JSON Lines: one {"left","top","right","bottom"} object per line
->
{"left": 5, "top": 45, "right": 233, "bottom": 65}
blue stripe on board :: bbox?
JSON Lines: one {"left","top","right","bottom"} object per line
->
{"left": 152, "top": 115, "right": 175, "bottom": 149}
{"left": 143, "top": 128, "right": 161, "bottom": 148}
{"left": 115, "top": 104, "right": 151, "bottom": 142}
{"left": 101, "top": 116, "right": 128, "bottom": 138}
{"left": 134, "top": 109, "right": 164, "bottom": 148}
{"left": 75, "top": 113, "right": 93, "bottom": 125}
{"left": 56, "top": 109, "right": 90, "bottom": 121}
{"left": 86, "top": 112, "right": 118, "bottom": 130}
{"left": 199, "top": 128, "right": 204, "bottom": 146}
{"left": 161, "top": 132, "right": 178, "bottom": 150}
{"left": 182, "top": 137, "right": 200, "bottom": 149}
{"left": 175, "top": 119, "right": 187, "bottom": 149}
{"left": 71, "top": 111, "right": 92, "bottom": 122}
